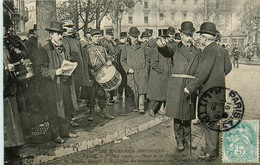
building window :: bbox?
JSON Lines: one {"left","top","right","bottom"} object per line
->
{"left": 171, "top": 13, "right": 175, "bottom": 21}
{"left": 159, "top": 0, "right": 164, "bottom": 5}
{"left": 128, "top": 16, "right": 133, "bottom": 24}
{"left": 171, "top": 0, "right": 175, "bottom": 4}
{"left": 159, "top": 13, "right": 164, "bottom": 21}
{"left": 182, "top": 12, "right": 187, "bottom": 20}
{"left": 183, "top": 0, "right": 187, "bottom": 5}
{"left": 144, "top": 1, "right": 148, "bottom": 8}
{"left": 194, "top": 0, "right": 198, "bottom": 5}
{"left": 144, "top": 16, "right": 149, "bottom": 23}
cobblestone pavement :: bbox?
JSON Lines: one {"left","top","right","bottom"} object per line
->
{"left": 44, "top": 64, "right": 260, "bottom": 165}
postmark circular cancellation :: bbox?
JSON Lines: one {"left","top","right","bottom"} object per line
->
{"left": 198, "top": 86, "right": 244, "bottom": 132}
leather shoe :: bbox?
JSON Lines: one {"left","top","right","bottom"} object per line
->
{"left": 177, "top": 143, "right": 184, "bottom": 151}
{"left": 139, "top": 109, "right": 145, "bottom": 114}
{"left": 149, "top": 109, "right": 155, "bottom": 117}
{"left": 198, "top": 153, "right": 217, "bottom": 160}
{"left": 53, "top": 136, "right": 65, "bottom": 144}
{"left": 101, "top": 112, "right": 115, "bottom": 120}
{"left": 184, "top": 141, "right": 197, "bottom": 149}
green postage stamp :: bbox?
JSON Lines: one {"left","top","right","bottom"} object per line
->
{"left": 222, "top": 120, "right": 259, "bottom": 163}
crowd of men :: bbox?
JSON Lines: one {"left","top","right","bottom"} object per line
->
{"left": 4, "top": 10, "right": 233, "bottom": 163}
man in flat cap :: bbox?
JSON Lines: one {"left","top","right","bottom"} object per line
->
{"left": 86, "top": 29, "right": 115, "bottom": 120}
{"left": 35, "top": 21, "right": 78, "bottom": 144}
{"left": 99, "top": 28, "right": 118, "bottom": 105}
{"left": 184, "top": 22, "right": 232, "bottom": 160}
{"left": 157, "top": 21, "right": 199, "bottom": 152}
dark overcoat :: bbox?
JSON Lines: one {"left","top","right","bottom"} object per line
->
{"left": 186, "top": 42, "right": 232, "bottom": 120}
{"left": 147, "top": 40, "right": 171, "bottom": 101}
{"left": 4, "top": 44, "right": 25, "bottom": 147}
{"left": 121, "top": 42, "right": 149, "bottom": 94}
{"left": 161, "top": 42, "right": 200, "bottom": 120}
{"left": 63, "top": 36, "right": 87, "bottom": 87}
{"left": 35, "top": 42, "right": 77, "bottom": 118}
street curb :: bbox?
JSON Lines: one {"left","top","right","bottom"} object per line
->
{"left": 22, "top": 115, "right": 171, "bottom": 164}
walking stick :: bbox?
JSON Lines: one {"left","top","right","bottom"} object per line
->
{"left": 189, "top": 94, "right": 192, "bottom": 158}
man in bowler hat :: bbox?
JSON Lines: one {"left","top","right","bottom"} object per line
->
{"left": 121, "top": 27, "right": 149, "bottom": 113}
{"left": 35, "top": 21, "right": 78, "bottom": 143}
{"left": 184, "top": 22, "right": 232, "bottom": 160}
{"left": 157, "top": 21, "right": 199, "bottom": 151}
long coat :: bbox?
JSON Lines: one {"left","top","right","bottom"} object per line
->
{"left": 4, "top": 44, "right": 25, "bottom": 148}
{"left": 63, "top": 36, "right": 87, "bottom": 87}
{"left": 121, "top": 42, "right": 149, "bottom": 94}
{"left": 147, "top": 40, "right": 171, "bottom": 101}
{"left": 35, "top": 42, "right": 77, "bottom": 118}
{"left": 186, "top": 42, "right": 232, "bottom": 120}
{"left": 161, "top": 42, "right": 200, "bottom": 120}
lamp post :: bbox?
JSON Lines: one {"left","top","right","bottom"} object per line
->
{"left": 118, "top": 10, "right": 123, "bottom": 37}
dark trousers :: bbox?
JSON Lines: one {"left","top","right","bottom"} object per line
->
{"left": 233, "top": 59, "right": 239, "bottom": 68}
{"left": 204, "top": 123, "right": 219, "bottom": 157}
{"left": 174, "top": 118, "right": 191, "bottom": 145}
{"left": 149, "top": 100, "right": 165, "bottom": 111}
{"left": 88, "top": 82, "right": 107, "bottom": 111}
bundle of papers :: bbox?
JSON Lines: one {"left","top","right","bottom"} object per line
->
{"left": 61, "top": 60, "right": 78, "bottom": 76}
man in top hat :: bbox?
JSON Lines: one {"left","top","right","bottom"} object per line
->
{"left": 145, "top": 29, "right": 153, "bottom": 41}
{"left": 86, "top": 29, "right": 115, "bottom": 120}
{"left": 35, "top": 21, "right": 78, "bottom": 143}
{"left": 121, "top": 27, "right": 149, "bottom": 113}
{"left": 167, "top": 26, "right": 176, "bottom": 42}
{"left": 62, "top": 20, "right": 92, "bottom": 123}
{"left": 184, "top": 22, "right": 232, "bottom": 160}
{"left": 157, "top": 21, "right": 199, "bottom": 151}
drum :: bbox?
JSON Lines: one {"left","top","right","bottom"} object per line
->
{"left": 95, "top": 65, "right": 122, "bottom": 91}
{"left": 11, "top": 62, "right": 35, "bottom": 81}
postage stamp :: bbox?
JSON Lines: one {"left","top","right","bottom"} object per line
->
{"left": 222, "top": 120, "right": 259, "bottom": 163}
{"left": 198, "top": 86, "right": 244, "bottom": 132}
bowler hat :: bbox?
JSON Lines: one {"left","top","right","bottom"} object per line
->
{"left": 167, "top": 26, "right": 175, "bottom": 35}
{"left": 120, "top": 32, "right": 127, "bottom": 38}
{"left": 196, "top": 22, "right": 217, "bottom": 36}
{"left": 141, "top": 31, "right": 149, "bottom": 39}
{"left": 91, "top": 29, "right": 101, "bottom": 36}
{"left": 145, "top": 29, "right": 153, "bottom": 37}
{"left": 106, "top": 28, "right": 114, "bottom": 36}
{"left": 46, "top": 21, "right": 66, "bottom": 33}
{"left": 63, "top": 20, "right": 75, "bottom": 27}
{"left": 128, "top": 27, "right": 140, "bottom": 38}
{"left": 179, "top": 21, "right": 195, "bottom": 35}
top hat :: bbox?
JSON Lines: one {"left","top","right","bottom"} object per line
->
{"left": 46, "top": 21, "right": 66, "bottom": 33}
{"left": 196, "top": 22, "right": 217, "bottom": 36}
{"left": 179, "top": 21, "right": 195, "bottom": 35}
{"left": 63, "top": 20, "right": 75, "bottom": 27}
{"left": 141, "top": 31, "right": 149, "bottom": 39}
{"left": 106, "top": 28, "right": 114, "bottom": 36}
{"left": 145, "top": 29, "right": 153, "bottom": 37}
{"left": 128, "top": 27, "right": 140, "bottom": 38}
{"left": 120, "top": 32, "right": 127, "bottom": 38}
{"left": 167, "top": 26, "right": 175, "bottom": 35}
{"left": 33, "top": 24, "right": 37, "bottom": 30}
{"left": 91, "top": 29, "right": 101, "bottom": 36}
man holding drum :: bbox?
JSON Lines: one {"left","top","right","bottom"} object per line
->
{"left": 86, "top": 29, "right": 115, "bottom": 120}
